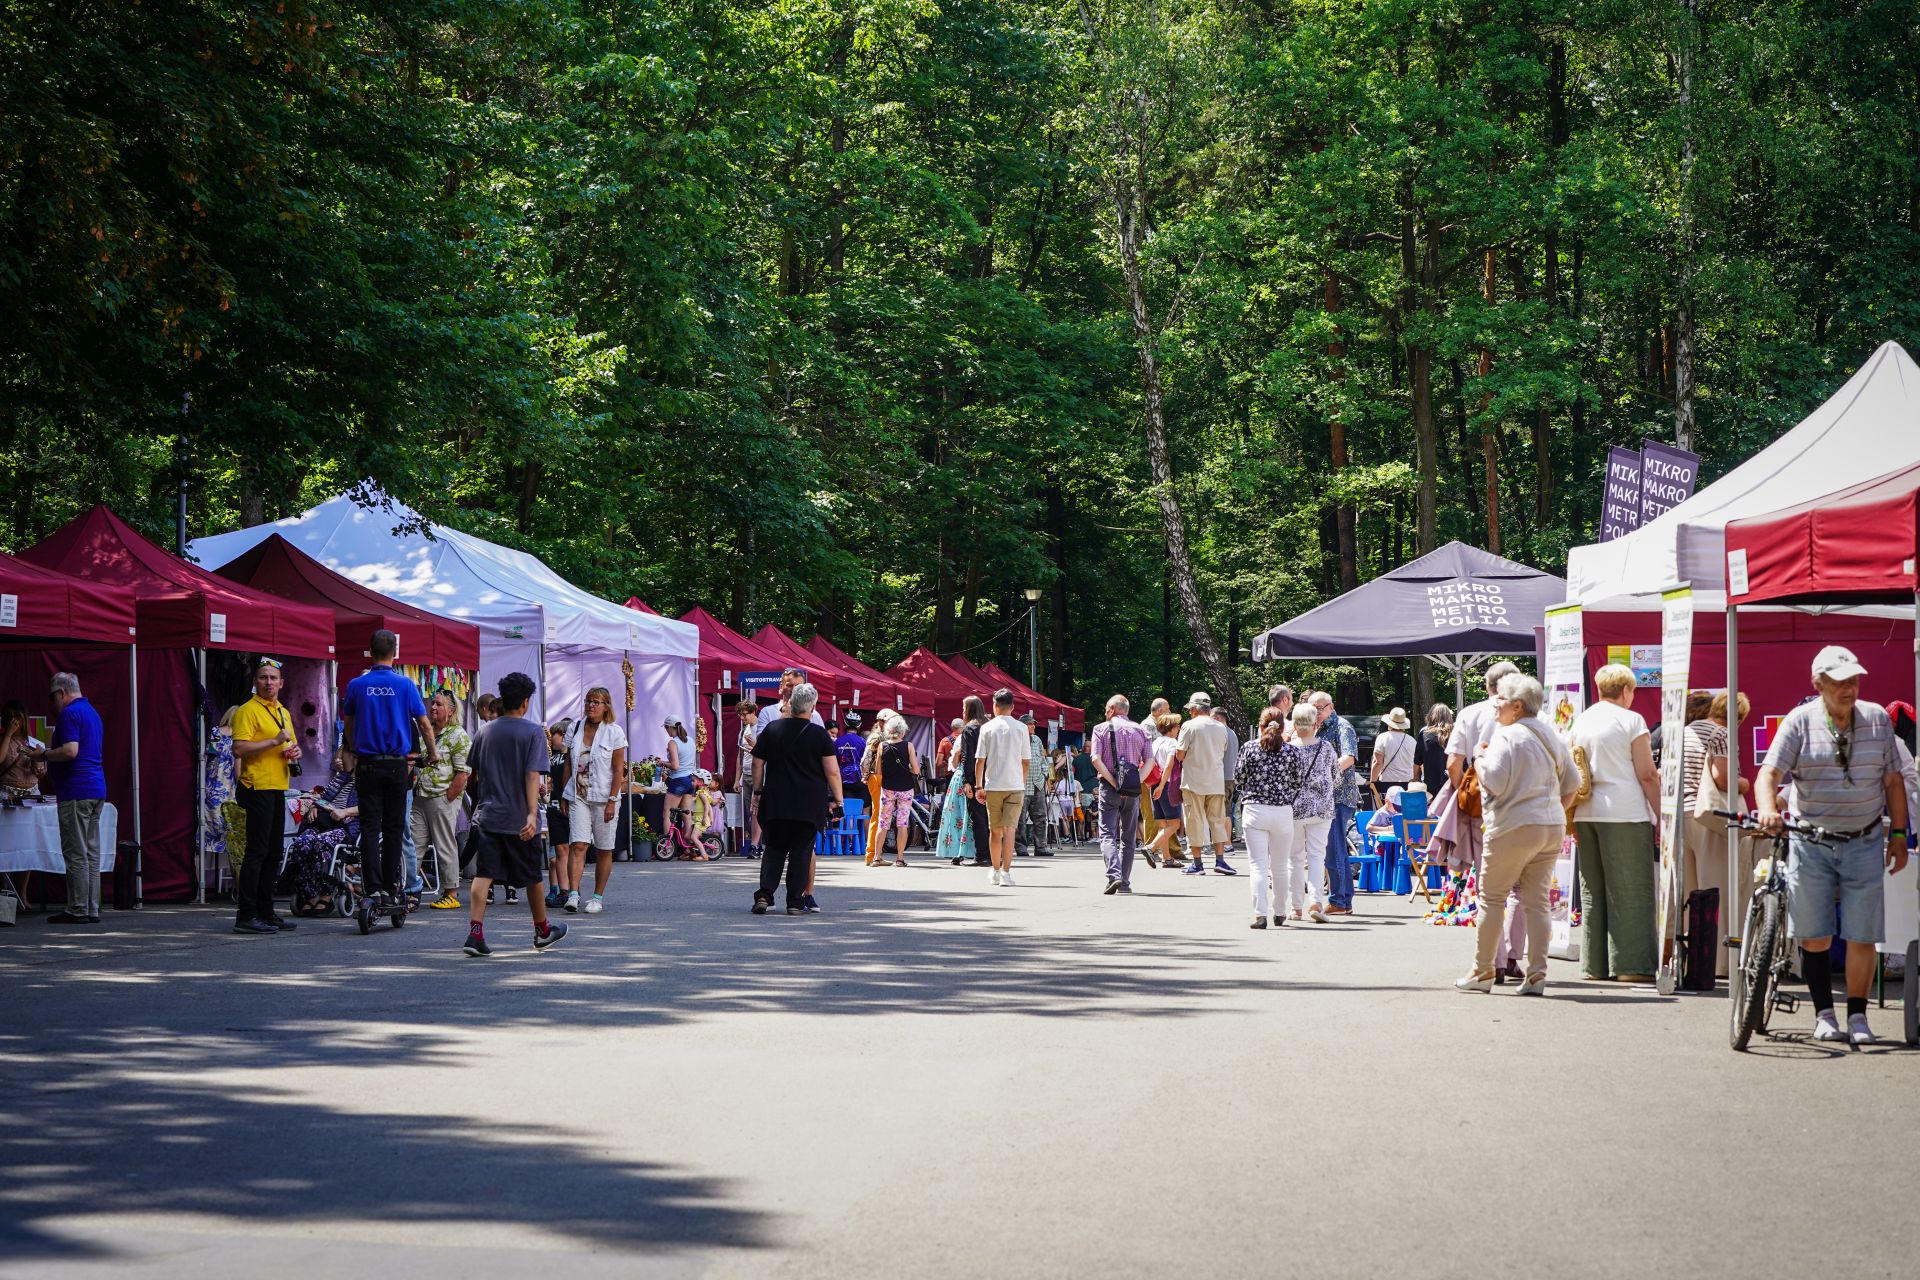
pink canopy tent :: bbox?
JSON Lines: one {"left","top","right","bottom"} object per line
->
{"left": 18, "top": 507, "right": 336, "bottom": 902}
{"left": 671, "top": 608, "right": 791, "bottom": 778}
{"left": 977, "top": 659, "right": 1085, "bottom": 733}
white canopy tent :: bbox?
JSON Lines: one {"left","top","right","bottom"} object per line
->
{"left": 1567, "top": 339, "right": 1920, "bottom": 612}
{"left": 188, "top": 491, "right": 698, "bottom": 758}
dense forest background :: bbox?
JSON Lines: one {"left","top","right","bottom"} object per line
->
{"left": 5, "top": 0, "right": 1919, "bottom": 719}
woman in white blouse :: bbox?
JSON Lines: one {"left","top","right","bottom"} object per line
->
{"left": 562, "top": 686, "right": 628, "bottom": 915}
{"left": 1456, "top": 673, "right": 1577, "bottom": 996}
{"left": 1368, "top": 706, "right": 1418, "bottom": 804}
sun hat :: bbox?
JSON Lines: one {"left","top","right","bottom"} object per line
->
{"left": 1385, "top": 707, "right": 1411, "bottom": 731}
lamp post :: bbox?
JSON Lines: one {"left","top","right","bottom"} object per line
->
{"left": 1023, "top": 587, "right": 1043, "bottom": 692}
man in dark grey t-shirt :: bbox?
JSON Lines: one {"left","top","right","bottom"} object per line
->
{"left": 462, "top": 672, "right": 567, "bottom": 957}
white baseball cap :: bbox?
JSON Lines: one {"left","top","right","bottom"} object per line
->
{"left": 1811, "top": 645, "right": 1867, "bottom": 682}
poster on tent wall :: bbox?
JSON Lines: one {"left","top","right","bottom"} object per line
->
{"left": 1639, "top": 441, "right": 1701, "bottom": 524}
{"left": 1599, "top": 447, "right": 1644, "bottom": 541}
{"left": 1655, "top": 587, "right": 1694, "bottom": 994}
{"left": 1542, "top": 605, "right": 1585, "bottom": 734}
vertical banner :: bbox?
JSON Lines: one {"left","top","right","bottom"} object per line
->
{"left": 1639, "top": 440, "right": 1702, "bottom": 525}
{"left": 1656, "top": 587, "right": 1694, "bottom": 994}
{"left": 1600, "top": 446, "right": 1644, "bottom": 542}
{"left": 1542, "top": 604, "right": 1585, "bottom": 735}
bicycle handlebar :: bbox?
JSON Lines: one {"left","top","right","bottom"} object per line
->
{"left": 1713, "top": 809, "right": 1834, "bottom": 843}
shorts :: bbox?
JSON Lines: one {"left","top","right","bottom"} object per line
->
{"left": 1151, "top": 788, "right": 1183, "bottom": 822}
{"left": 567, "top": 796, "right": 619, "bottom": 851}
{"left": 1185, "top": 791, "right": 1229, "bottom": 847}
{"left": 666, "top": 773, "right": 695, "bottom": 797}
{"left": 546, "top": 803, "right": 570, "bottom": 849}
{"left": 983, "top": 789, "right": 1026, "bottom": 832}
{"left": 472, "top": 829, "right": 546, "bottom": 889}
{"left": 1786, "top": 828, "right": 1886, "bottom": 944}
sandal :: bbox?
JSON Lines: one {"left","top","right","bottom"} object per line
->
{"left": 893, "top": 858, "right": 907, "bottom": 867}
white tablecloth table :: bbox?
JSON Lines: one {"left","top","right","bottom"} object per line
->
{"left": 0, "top": 801, "right": 118, "bottom": 874}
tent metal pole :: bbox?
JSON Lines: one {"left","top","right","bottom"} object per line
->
{"left": 194, "top": 647, "right": 207, "bottom": 905}
{"left": 129, "top": 643, "right": 143, "bottom": 909}
{"left": 1454, "top": 655, "right": 1467, "bottom": 711}
{"left": 1725, "top": 605, "right": 1740, "bottom": 951}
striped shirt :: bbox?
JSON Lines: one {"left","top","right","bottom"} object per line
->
{"left": 1679, "top": 718, "right": 1725, "bottom": 808}
{"left": 1763, "top": 700, "right": 1896, "bottom": 830}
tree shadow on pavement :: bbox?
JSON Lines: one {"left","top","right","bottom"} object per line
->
{"left": 0, "top": 866, "right": 1291, "bottom": 1261}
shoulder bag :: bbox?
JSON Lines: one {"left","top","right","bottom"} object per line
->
{"left": 1102, "top": 725, "right": 1142, "bottom": 797}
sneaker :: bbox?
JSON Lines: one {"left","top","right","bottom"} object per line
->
{"left": 505, "top": 889, "right": 519, "bottom": 905}
{"left": 802, "top": 894, "right": 821, "bottom": 913}
{"left": 1250, "top": 916, "right": 1267, "bottom": 930}
{"left": 1104, "top": 878, "right": 1122, "bottom": 895}
{"left": 232, "top": 918, "right": 276, "bottom": 934}
{"left": 463, "top": 933, "right": 492, "bottom": 957}
{"left": 1454, "top": 971, "right": 1494, "bottom": 994}
{"left": 262, "top": 915, "right": 296, "bottom": 931}
{"left": 1183, "top": 861, "right": 1205, "bottom": 876}
{"left": 1001, "top": 871, "right": 1016, "bottom": 887}
{"left": 534, "top": 922, "right": 568, "bottom": 951}
{"left": 1813, "top": 1010, "right": 1845, "bottom": 1042}
{"left": 1116, "top": 883, "right": 1132, "bottom": 894}
{"left": 585, "top": 896, "right": 604, "bottom": 914}
{"left": 786, "top": 906, "right": 806, "bottom": 915}
{"left": 564, "top": 891, "right": 580, "bottom": 913}
{"left": 429, "top": 894, "right": 462, "bottom": 910}
{"left": 1308, "top": 906, "right": 1329, "bottom": 923}
{"left": 751, "top": 895, "right": 770, "bottom": 915}
{"left": 1272, "top": 914, "right": 1285, "bottom": 927}
{"left": 1212, "top": 859, "right": 1237, "bottom": 876}
{"left": 47, "top": 911, "right": 82, "bottom": 924}
{"left": 1848, "top": 1014, "right": 1877, "bottom": 1045}
{"left": 545, "top": 887, "right": 564, "bottom": 907}
{"left": 989, "top": 868, "right": 1001, "bottom": 887}
{"left": 1327, "top": 906, "right": 1354, "bottom": 916}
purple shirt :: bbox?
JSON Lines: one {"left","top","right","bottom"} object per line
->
{"left": 1092, "top": 716, "right": 1149, "bottom": 779}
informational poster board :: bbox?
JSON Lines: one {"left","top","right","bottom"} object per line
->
{"left": 1655, "top": 587, "right": 1694, "bottom": 993}
{"left": 1548, "top": 836, "right": 1581, "bottom": 962}
{"left": 1543, "top": 605, "right": 1585, "bottom": 733}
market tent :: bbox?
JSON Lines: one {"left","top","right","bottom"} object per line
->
{"left": 1724, "top": 458, "right": 1920, "bottom": 607}
{"left": 748, "top": 626, "right": 845, "bottom": 710}
{"left": 625, "top": 597, "right": 660, "bottom": 614}
{"left": 1568, "top": 339, "right": 1920, "bottom": 610}
{"left": 27, "top": 505, "right": 336, "bottom": 656}
{"left": 679, "top": 607, "right": 789, "bottom": 695}
{"left": 21, "top": 506, "right": 336, "bottom": 902}
{"left": 1251, "top": 541, "right": 1565, "bottom": 703}
{"left": 187, "top": 490, "right": 698, "bottom": 757}
{"left": 887, "top": 647, "right": 984, "bottom": 723}
{"left": 217, "top": 534, "right": 482, "bottom": 674}
{"left": 803, "top": 633, "right": 935, "bottom": 717}
{"left": 0, "top": 549, "right": 140, "bottom": 645}
{"left": 975, "top": 659, "right": 1086, "bottom": 733}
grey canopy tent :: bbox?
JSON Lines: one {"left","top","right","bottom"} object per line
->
{"left": 1249, "top": 541, "right": 1568, "bottom": 706}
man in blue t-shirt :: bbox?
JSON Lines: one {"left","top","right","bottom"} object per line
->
{"left": 31, "top": 672, "right": 107, "bottom": 923}
{"left": 833, "top": 712, "right": 867, "bottom": 789}
{"left": 341, "top": 630, "right": 436, "bottom": 905}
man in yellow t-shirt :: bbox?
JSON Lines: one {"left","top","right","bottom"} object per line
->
{"left": 231, "top": 660, "right": 302, "bottom": 934}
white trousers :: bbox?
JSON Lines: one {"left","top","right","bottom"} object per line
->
{"left": 1291, "top": 813, "right": 1333, "bottom": 911}
{"left": 1243, "top": 802, "right": 1296, "bottom": 918}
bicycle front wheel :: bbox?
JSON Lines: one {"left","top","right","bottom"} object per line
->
{"left": 1731, "top": 891, "right": 1783, "bottom": 1051}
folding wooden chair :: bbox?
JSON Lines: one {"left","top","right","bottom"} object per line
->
{"left": 1395, "top": 814, "right": 1442, "bottom": 904}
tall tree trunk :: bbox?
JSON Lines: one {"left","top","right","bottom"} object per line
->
{"left": 1401, "top": 196, "right": 1439, "bottom": 555}
{"left": 1477, "top": 249, "right": 1500, "bottom": 554}
{"left": 1044, "top": 480, "right": 1073, "bottom": 697}
{"left": 932, "top": 532, "right": 956, "bottom": 651}
{"left": 958, "top": 550, "right": 981, "bottom": 652}
{"left": 1326, "top": 269, "right": 1358, "bottom": 592}
{"left": 1672, "top": 0, "right": 1699, "bottom": 453}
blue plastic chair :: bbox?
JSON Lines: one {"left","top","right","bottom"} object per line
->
{"left": 1350, "top": 810, "right": 1386, "bottom": 892}
{"left": 817, "top": 796, "right": 866, "bottom": 857}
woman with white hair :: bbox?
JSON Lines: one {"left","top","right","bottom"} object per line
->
{"left": 1568, "top": 663, "right": 1661, "bottom": 982}
{"left": 750, "top": 683, "right": 842, "bottom": 914}
{"left": 1455, "top": 673, "right": 1577, "bottom": 994}
{"left": 871, "top": 715, "right": 920, "bottom": 866}
{"left": 1285, "top": 703, "right": 1342, "bottom": 922}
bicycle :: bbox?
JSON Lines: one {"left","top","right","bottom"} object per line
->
{"left": 1717, "top": 810, "right": 1826, "bottom": 1051}
{"left": 654, "top": 812, "right": 724, "bottom": 861}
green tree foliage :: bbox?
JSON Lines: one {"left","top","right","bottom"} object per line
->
{"left": 4, "top": 0, "right": 1918, "bottom": 717}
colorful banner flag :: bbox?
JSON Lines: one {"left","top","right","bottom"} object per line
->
{"left": 1600, "top": 446, "right": 1643, "bottom": 541}
{"left": 1639, "top": 440, "right": 1702, "bottom": 524}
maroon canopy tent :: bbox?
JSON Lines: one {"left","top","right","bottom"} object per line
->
{"left": 20, "top": 506, "right": 336, "bottom": 901}
{"left": 941, "top": 653, "right": 1042, "bottom": 719}
{"left": 977, "top": 659, "right": 1085, "bottom": 733}
{"left": 624, "top": 597, "right": 660, "bottom": 615}
{"left": 1724, "top": 459, "right": 1920, "bottom": 607}
{"left": 215, "top": 534, "right": 481, "bottom": 675}
{"left": 887, "top": 647, "right": 985, "bottom": 723}
{"left": 749, "top": 625, "right": 846, "bottom": 710}
{"left": 804, "top": 634, "right": 934, "bottom": 717}
{"left": 0, "top": 550, "right": 139, "bottom": 645}
{"left": 679, "top": 607, "right": 790, "bottom": 695}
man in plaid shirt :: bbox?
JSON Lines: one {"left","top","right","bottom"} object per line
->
{"left": 1016, "top": 712, "right": 1052, "bottom": 856}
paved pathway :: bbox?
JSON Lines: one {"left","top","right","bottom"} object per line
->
{"left": 3, "top": 845, "right": 1915, "bottom": 1278}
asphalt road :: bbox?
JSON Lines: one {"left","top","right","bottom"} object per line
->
{"left": 3, "top": 843, "right": 1915, "bottom": 1279}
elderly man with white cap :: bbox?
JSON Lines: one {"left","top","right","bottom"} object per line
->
{"left": 1756, "top": 644, "right": 1909, "bottom": 1044}
{"left": 1174, "top": 691, "right": 1236, "bottom": 876}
